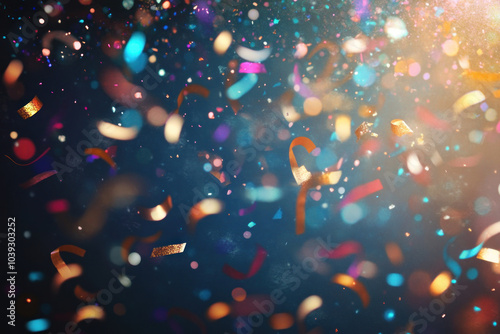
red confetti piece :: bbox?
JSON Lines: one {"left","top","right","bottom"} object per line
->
{"left": 222, "top": 244, "right": 267, "bottom": 280}
{"left": 238, "top": 202, "right": 257, "bottom": 216}
{"left": 338, "top": 179, "right": 383, "bottom": 209}
{"left": 4, "top": 147, "right": 51, "bottom": 166}
{"left": 20, "top": 170, "right": 57, "bottom": 189}
{"left": 318, "top": 241, "right": 363, "bottom": 259}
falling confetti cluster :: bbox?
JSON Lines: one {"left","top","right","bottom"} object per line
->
{"left": 2, "top": 0, "right": 500, "bottom": 333}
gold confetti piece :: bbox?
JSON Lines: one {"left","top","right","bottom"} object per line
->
{"left": 289, "top": 137, "right": 316, "bottom": 185}
{"left": 214, "top": 30, "right": 232, "bottom": 55}
{"left": 164, "top": 113, "right": 184, "bottom": 144}
{"left": 50, "top": 245, "right": 86, "bottom": 279}
{"left": 390, "top": 119, "right": 413, "bottom": 137}
{"left": 3, "top": 59, "right": 23, "bottom": 85}
{"left": 97, "top": 121, "right": 138, "bottom": 140}
{"left": 206, "top": 302, "right": 231, "bottom": 321}
{"left": 297, "top": 295, "right": 322, "bottom": 333}
{"left": 336, "top": 115, "right": 351, "bottom": 142}
{"left": 138, "top": 195, "right": 173, "bottom": 221}
{"left": 331, "top": 273, "right": 370, "bottom": 308}
{"left": 151, "top": 243, "right": 186, "bottom": 258}
{"left": 477, "top": 248, "right": 500, "bottom": 264}
{"left": 17, "top": 96, "right": 43, "bottom": 119}
{"left": 452, "top": 90, "right": 485, "bottom": 114}
{"left": 121, "top": 230, "right": 163, "bottom": 262}
{"left": 74, "top": 305, "right": 105, "bottom": 323}
{"left": 355, "top": 122, "right": 375, "bottom": 141}
{"left": 188, "top": 199, "right": 224, "bottom": 232}
{"left": 429, "top": 271, "right": 452, "bottom": 296}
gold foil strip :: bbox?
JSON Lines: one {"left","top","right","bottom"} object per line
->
{"left": 151, "top": 243, "right": 186, "bottom": 258}
{"left": 390, "top": 119, "right": 413, "bottom": 137}
{"left": 138, "top": 195, "right": 173, "bottom": 221}
{"left": 17, "top": 96, "right": 43, "bottom": 119}
{"left": 50, "top": 245, "right": 86, "bottom": 279}
{"left": 74, "top": 305, "right": 105, "bottom": 323}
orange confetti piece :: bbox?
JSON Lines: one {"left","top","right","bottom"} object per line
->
{"left": 50, "top": 245, "right": 86, "bottom": 279}
{"left": 476, "top": 248, "right": 500, "bottom": 264}
{"left": 150, "top": 243, "right": 186, "bottom": 258}
{"left": 138, "top": 195, "right": 173, "bottom": 221}
{"left": 390, "top": 119, "right": 413, "bottom": 136}
{"left": 188, "top": 198, "right": 224, "bottom": 232}
{"left": 173, "top": 84, "right": 210, "bottom": 114}
{"left": 84, "top": 147, "right": 117, "bottom": 169}
{"left": 74, "top": 305, "right": 105, "bottom": 323}
{"left": 307, "top": 41, "right": 341, "bottom": 80}
{"left": 331, "top": 273, "right": 370, "bottom": 308}
{"left": 354, "top": 122, "right": 376, "bottom": 141}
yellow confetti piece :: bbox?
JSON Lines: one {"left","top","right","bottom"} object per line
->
{"left": 477, "top": 248, "right": 500, "bottom": 264}
{"left": 452, "top": 90, "right": 485, "bottom": 114}
{"left": 17, "top": 96, "right": 43, "bottom": 119}
{"left": 150, "top": 243, "right": 186, "bottom": 258}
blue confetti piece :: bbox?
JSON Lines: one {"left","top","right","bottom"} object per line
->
{"left": 248, "top": 221, "right": 256, "bottom": 228}
{"left": 273, "top": 208, "right": 282, "bottom": 220}
{"left": 444, "top": 237, "right": 461, "bottom": 279}
{"left": 459, "top": 242, "right": 484, "bottom": 259}
{"left": 26, "top": 319, "right": 50, "bottom": 332}
{"left": 226, "top": 73, "right": 258, "bottom": 100}
{"left": 474, "top": 306, "right": 481, "bottom": 312}
{"left": 124, "top": 31, "right": 146, "bottom": 63}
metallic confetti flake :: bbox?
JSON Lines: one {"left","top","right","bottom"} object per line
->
{"left": 150, "top": 243, "right": 186, "bottom": 258}
{"left": 17, "top": 96, "right": 43, "bottom": 119}
{"left": 476, "top": 248, "right": 500, "bottom": 264}
{"left": 355, "top": 122, "right": 374, "bottom": 141}
{"left": 390, "top": 119, "right": 413, "bottom": 137}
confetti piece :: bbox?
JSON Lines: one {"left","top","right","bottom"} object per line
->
{"left": 273, "top": 208, "right": 282, "bottom": 220}
{"left": 384, "top": 16, "right": 408, "bottom": 40}
{"left": 429, "top": 271, "right": 452, "bottom": 296}
{"left": 222, "top": 244, "right": 267, "bottom": 280}
{"left": 214, "top": 30, "right": 232, "bottom": 55}
{"left": 138, "top": 195, "right": 173, "bottom": 221}
{"left": 206, "top": 302, "right": 231, "bottom": 321}
{"left": 188, "top": 199, "right": 224, "bottom": 232}
{"left": 20, "top": 170, "right": 57, "bottom": 189}
{"left": 164, "top": 113, "right": 184, "bottom": 144}
{"left": 168, "top": 308, "right": 207, "bottom": 334}
{"left": 26, "top": 318, "right": 50, "bottom": 332}
{"left": 297, "top": 171, "right": 342, "bottom": 234}
{"left": 50, "top": 245, "right": 86, "bottom": 279}
{"left": 336, "top": 115, "right": 351, "bottom": 142}
{"left": 225, "top": 60, "right": 243, "bottom": 114}
{"left": 3, "top": 59, "right": 23, "bottom": 85}
{"left": 318, "top": 241, "right": 363, "bottom": 259}
{"left": 289, "top": 137, "right": 316, "bottom": 185}
{"left": 476, "top": 248, "right": 500, "bottom": 264}
{"left": 150, "top": 243, "right": 186, "bottom": 258}
{"left": 174, "top": 84, "right": 210, "bottom": 114}
{"left": 342, "top": 33, "right": 369, "bottom": 53}
{"left": 5, "top": 147, "right": 51, "bottom": 166}
{"left": 17, "top": 96, "right": 43, "bottom": 119}
{"left": 415, "top": 106, "right": 450, "bottom": 130}
{"left": 269, "top": 313, "right": 294, "bottom": 330}
{"left": 84, "top": 147, "right": 117, "bottom": 169}
{"left": 459, "top": 221, "right": 500, "bottom": 262}
{"left": 42, "top": 31, "right": 81, "bottom": 57}
{"left": 354, "top": 122, "right": 375, "bottom": 141}
{"left": 236, "top": 46, "right": 272, "bottom": 62}
{"left": 338, "top": 179, "right": 383, "bottom": 209}
{"left": 238, "top": 202, "right": 257, "bottom": 216}
{"left": 453, "top": 90, "right": 485, "bottom": 114}
{"left": 74, "top": 305, "right": 105, "bottom": 323}
{"left": 293, "top": 64, "right": 314, "bottom": 98}
{"left": 459, "top": 242, "right": 485, "bottom": 259}
{"left": 385, "top": 242, "right": 404, "bottom": 266}
{"left": 124, "top": 31, "right": 146, "bottom": 63}
{"left": 97, "top": 121, "right": 138, "bottom": 140}
{"left": 297, "top": 295, "right": 322, "bottom": 333}
{"left": 331, "top": 273, "right": 370, "bottom": 308}
{"left": 443, "top": 237, "right": 461, "bottom": 278}
{"left": 390, "top": 119, "right": 413, "bottom": 136}
{"left": 226, "top": 73, "right": 259, "bottom": 100}
{"left": 238, "top": 62, "right": 267, "bottom": 73}
{"left": 463, "top": 69, "right": 500, "bottom": 82}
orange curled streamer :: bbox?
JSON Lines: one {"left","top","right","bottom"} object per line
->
{"left": 296, "top": 171, "right": 342, "bottom": 234}
{"left": 84, "top": 148, "right": 117, "bottom": 169}
{"left": 50, "top": 245, "right": 86, "bottom": 279}
{"left": 463, "top": 70, "right": 500, "bottom": 82}
{"left": 173, "top": 84, "right": 210, "bottom": 114}
{"left": 187, "top": 199, "right": 224, "bottom": 232}
{"left": 307, "top": 41, "right": 341, "bottom": 80}
{"left": 121, "top": 230, "right": 163, "bottom": 262}
{"left": 331, "top": 273, "right": 370, "bottom": 308}
{"left": 289, "top": 137, "right": 317, "bottom": 185}
{"left": 477, "top": 248, "right": 500, "bottom": 264}
{"left": 138, "top": 195, "right": 173, "bottom": 221}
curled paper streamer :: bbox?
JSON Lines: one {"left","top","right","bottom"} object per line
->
{"left": 222, "top": 244, "right": 267, "bottom": 280}
{"left": 74, "top": 305, "right": 105, "bottom": 323}
{"left": 296, "top": 171, "right": 342, "bottom": 234}
{"left": 151, "top": 243, "right": 186, "bottom": 258}
{"left": 5, "top": 147, "right": 51, "bottom": 166}
{"left": 476, "top": 248, "right": 500, "bottom": 264}
{"left": 289, "top": 137, "right": 316, "bottom": 185}
{"left": 331, "top": 273, "right": 370, "bottom": 308}
{"left": 239, "top": 62, "right": 267, "bottom": 73}
{"left": 338, "top": 179, "right": 383, "bottom": 209}
{"left": 121, "top": 230, "right": 162, "bottom": 262}
{"left": 390, "top": 119, "right": 413, "bottom": 136}
{"left": 443, "top": 237, "right": 461, "bottom": 279}
{"left": 17, "top": 96, "right": 43, "bottom": 119}
{"left": 138, "top": 195, "right": 173, "bottom": 221}
{"left": 187, "top": 198, "right": 224, "bottom": 232}
{"left": 20, "top": 170, "right": 57, "bottom": 189}
{"left": 226, "top": 73, "right": 259, "bottom": 100}
{"left": 236, "top": 46, "right": 272, "bottom": 62}
{"left": 42, "top": 31, "right": 81, "bottom": 57}
{"left": 307, "top": 41, "right": 341, "bottom": 80}
{"left": 84, "top": 148, "right": 117, "bottom": 169}
{"left": 297, "top": 295, "right": 322, "bottom": 334}
{"left": 459, "top": 221, "right": 500, "bottom": 260}
{"left": 50, "top": 245, "right": 86, "bottom": 279}
{"left": 459, "top": 242, "right": 484, "bottom": 259}
{"left": 97, "top": 121, "right": 138, "bottom": 140}
{"left": 174, "top": 84, "right": 210, "bottom": 114}
{"left": 452, "top": 90, "right": 485, "bottom": 114}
